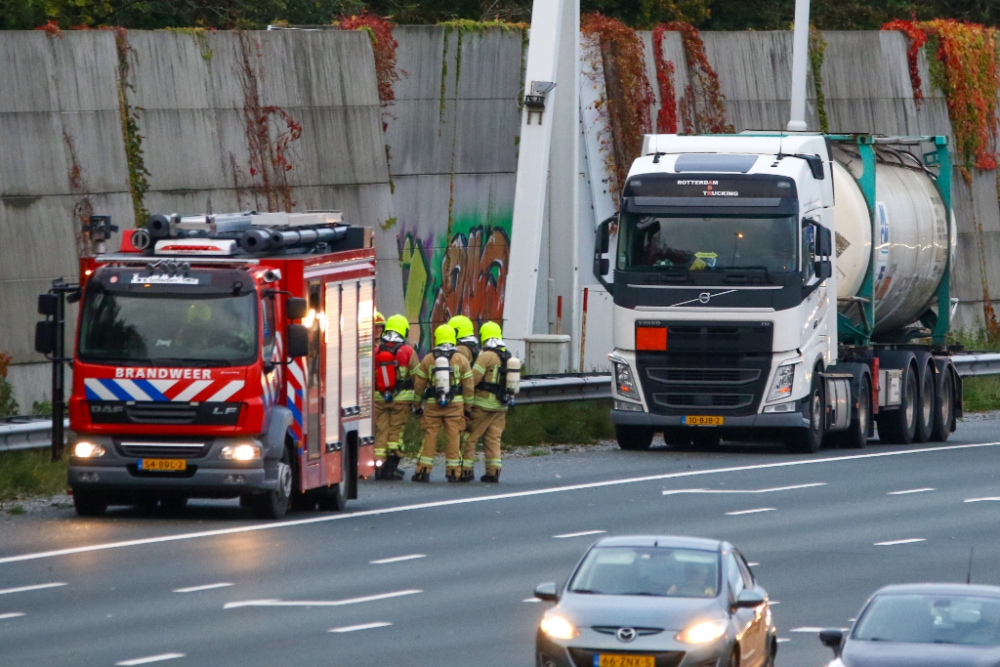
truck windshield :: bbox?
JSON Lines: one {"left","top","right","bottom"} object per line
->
{"left": 78, "top": 289, "right": 258, "bottom": 365}
{"left": 617, "top": 213, "right": 798, "bottom": 274}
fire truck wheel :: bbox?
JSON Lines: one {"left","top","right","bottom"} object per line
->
{"left": 73, "top": 490, "right": 108, "bottom": 517}
{"left": 317, "top": 443, "right": 351, "bottom": 512}
{"left": 252, "top": 449, "right": 292, "bottom": 519}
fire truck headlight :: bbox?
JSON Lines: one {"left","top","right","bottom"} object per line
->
{"left": 221, "top": 444, "right": 261, "bottom": 461}
{"left": 74, "top": 441, "right": 106, "bottom": 458}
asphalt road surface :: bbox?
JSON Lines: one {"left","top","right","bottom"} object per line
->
{"left": 3, "top": 418, "right": 1000, "bottom": 667}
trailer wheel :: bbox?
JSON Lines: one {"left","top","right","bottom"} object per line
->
{"left": 877, "top": 364, "right": 918, "bottom": 444}
{"left": 73, "top": 490, "right": 108, "bottom": 517}
{"left": 930, "top": 369, "right": 955, "bottom": 442}
{"left": 786, "top": 369, "right": 824, "bottom": 453}
{"left": 914, "top": 361, "right": 936, "bottom": 444}
{"left": 615, "top": 425, "right": 654, "bottom": 451}
{"left": 832, "top": 373, "right": 871, "bottom": 450}
{"left": 252, "top": 447, "right": 292, "bottom": 520}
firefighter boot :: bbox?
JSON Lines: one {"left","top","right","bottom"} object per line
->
{"left": 480, "top": 469, "right": 501, "bottom": 483}
{"left": 411, "top": 469, "right": 431, "bottom": 483}
{"left": 459, "top": 468, "right": 475, "bottom": 482}
{"left": 386, "top": 453, "right": 405, "bottom": 481}
{"left": 446, "top": 467, "right": 460, "bottom": 483}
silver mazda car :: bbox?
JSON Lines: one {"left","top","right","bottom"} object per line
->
{"left": 534, "top": 535, "right": 777, "bottom": 667}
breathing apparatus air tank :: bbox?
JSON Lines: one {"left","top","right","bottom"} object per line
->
{"left": 433, "top": 356, "right": 452, "bottom": 406}
{"left": 505, "top": 357, "right": 522, "bottom": 397}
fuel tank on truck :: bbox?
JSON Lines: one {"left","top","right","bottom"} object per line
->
{"left": 831, "top": 145, "right": 952, "bottom": 337}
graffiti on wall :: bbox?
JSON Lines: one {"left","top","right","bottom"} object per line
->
{"left": 399, "top": 214, "right": 511, "bottom": 350}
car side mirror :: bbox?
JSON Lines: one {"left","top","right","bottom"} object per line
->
{"left": 819, "top": 628, "right": 844, "bottom": 657}
{"left": 732, "top": 590, "right": 765, "bottom": 609}
{"left": 286, "top": 297, "right": 308, "bottom": 321}
{"left": 35, "top": 321, "right": 56, "bottom": 355}
{"left": 534, "top": 582, "right": 559, "bottom": 602}
{"left": 814, "top": 259, "right": 832, "bottom": 280}
{"left": 286, "top": 323, "right": 309, "bottom": 358}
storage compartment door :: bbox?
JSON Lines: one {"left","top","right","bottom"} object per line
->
{"left": 357, "top": 279, "right": 374, "bottom": 441}
{"left": 324, "top": 283, "right": 342, "bottom": 453}
{"left": 341, "top": 281, "right": 359, "bottom": 417}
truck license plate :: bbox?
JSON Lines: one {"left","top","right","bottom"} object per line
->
{"left": 596, "top": 655, "right": 655, "bottom": 667}
{"left": 138, "top": 458, "right": 187, "bottom": 472}
{"left": 683, "top": 415, "right": 724, "bottom": 426}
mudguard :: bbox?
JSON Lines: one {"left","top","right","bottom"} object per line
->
{"left": 264, "top": 405, "right": 294, "bottom": 460}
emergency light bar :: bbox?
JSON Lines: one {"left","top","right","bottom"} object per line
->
{"left": 153, "top": 238, "right": 238, "bottom": 256}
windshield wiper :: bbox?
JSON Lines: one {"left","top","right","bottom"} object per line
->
{"left": 570, "top": 589, "right": 602, "bottom": 595}
{"left": 625, "top": 592, "right": 668, "bottom": 597}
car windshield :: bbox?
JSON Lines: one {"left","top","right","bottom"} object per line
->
{"left": 78, "top": 288, "right": 258, "bottom": 365}
{"left": 568, "top": 547, "right": 719, "bottom": 598}
{"left": 617, "top": 213, "right": 798, "bottom": 274}
{"left": 853, "top": 594, "right": 1000, "bottom": 646}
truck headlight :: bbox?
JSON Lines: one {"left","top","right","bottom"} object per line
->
{"left": 767, "top": 364, "right": 796, "bottom": 402}
{"left": 73, "top": 441, "right": 106, "bottom": 458}
{"left": 615, "top": 362, "right": 638, "bottom": 400}
{"left": 221, "top": 444, "right": 261, "bottom": 461}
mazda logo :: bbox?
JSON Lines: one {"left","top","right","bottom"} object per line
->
{"left": 616, "top": 627, "right": 636, "bottom": 642}
{"left": 698, "top": 292, "right": 711, "bottom": 304}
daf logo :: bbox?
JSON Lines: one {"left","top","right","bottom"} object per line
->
{"left": 698, "top": 292, "right": 712, "bottom": 304}
{"left": 91, "top": 405, "right": 124, "bottom": 414}
{"left": 616, "top": 627, "right": 637, "bottom": 642}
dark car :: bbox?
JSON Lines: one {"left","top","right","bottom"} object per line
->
{"left": 534, "top": 535, "right": 777, "bottom": 667}
{"left": 819, "top": 583, "right": 1000, "bottom": 667}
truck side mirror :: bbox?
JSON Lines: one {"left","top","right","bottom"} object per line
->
{"left": 816, "top": 225, "right": 833, "bottom": 257}
{"left": 814, "top": 259, "right": 832, "bottom": 280}
{"left": 38, "top": 293, "right": 59, "bottom": 316}
{"left": 286, "top": 297, "right": 308, "bottom": 320}
{"left": 35, "top": 321, "right": 56, "bottom": 355}
{"left": 593, "top": 214, "right": 616, "bottom": 290}
{"left": 287, "top": 324, "right": 309, "bottom": 358}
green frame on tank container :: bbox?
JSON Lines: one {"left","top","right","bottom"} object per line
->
{"left": 830, "top": 134, "right": 954, "bottom": 348}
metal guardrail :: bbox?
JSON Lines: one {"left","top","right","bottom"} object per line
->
{"left": 3, "top": 352, "right": 998, "bottom": 453}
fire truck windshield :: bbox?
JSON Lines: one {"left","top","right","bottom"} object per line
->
{"left": 78, "top": 287, "right": 258, "bottom": 366}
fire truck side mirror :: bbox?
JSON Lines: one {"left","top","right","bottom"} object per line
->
{"left": 35, "top": 321, "right": 56, "bottom": 355}
{"left": 286, "top": 298, "right": 308, "bottom": 321}
{"left": 287, "top": 324, "right": 309, "bottom": 358}
{"left": 38, "top": 293, "right": 59, "bottom": 316}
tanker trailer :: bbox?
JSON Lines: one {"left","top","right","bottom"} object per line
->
{"left": 594, "top": 133, "right": 963, "bottom": 453}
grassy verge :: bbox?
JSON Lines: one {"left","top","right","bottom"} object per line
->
{"left": 951, "top": 328, "right": 1000, "bottom": 413}
{"left": 0, "top": 449, "right": 68, "bottom": 501}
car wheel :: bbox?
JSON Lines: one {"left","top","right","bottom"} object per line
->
{"left": 615, "top": 424, "right": 654, "bottom": 450}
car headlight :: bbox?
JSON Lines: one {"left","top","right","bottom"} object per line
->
{"left": 615, "top": 362, "right": 638, "bottom": 400}
{"left": 220, "top": 444, "right": 261, "bottom": 461}
{"left": 675, "top": 620, "right": 727, "bottom": 644}
{"left": 73, "top": 441, "right": 106, "bottom": 458}
{"left": 767, "top": 363, "right": 796, "bottom": 402}
{"left": 540, "top": 615, "right": 579, "bottom": 640}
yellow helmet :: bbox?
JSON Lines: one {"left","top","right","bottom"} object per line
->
{"left": 186, "top": 302, "right": 212, "bottom": 324}
{"left": 480, "top": 321, "right": 502, "bottom": 344}
{"left": 384, "top": 314, "right": 409, "bottom": 338}
{"left": 448, "top": 315, "right": 475, "bottom": 340}
{"left": 374, "top": 311, "right": 386, "bottom": 327}
{"left": 434, "top": 323, "right": 457, "bottom": 347}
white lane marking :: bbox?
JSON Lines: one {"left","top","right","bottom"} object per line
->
{"left": 330, "top": 622, "right": 392, "bottom": 633}
{"left": 663, "top": 482, "right": 826, "bottom": 495}
{"left": 776, "top": 638, "right": 791, "bottom": 643}
{"left": 790, "top": 627, "right": 827, "bottom": 632}
{"left": 173, "top": 583, "right": 233, "bottom": 593}
{"left": 888, "top": 488, "right": 935, "bottom": 495}
{"left": 0, "top": 582, "right": 66, "bottom": 595}
{"left": 553, "top": 530, "right": 606, "bottom": 539}
{"left": 726, "top": 508, "right": 776, "bottom": 516}
{"left": 369, "top": 554, "right": 425, "bottom": 565}
{"left": 965, "top": 497, "right": 1000, "bottom": 503}
{"left": 769, "top": 600, "right": 780, "bottom": 605}
{"left": 747, "top": 562, "right": 760, "bottom": 567}
{"left": 875, "top": 538, "right": 926, "bottom": 546}
{"left": 5, "top": 441, "right": 1000, "bottom": 566}
{"left": 224, "top": 589, "right": 421, "bottom": 610}
{"left": 116, "top": 654, "right": 185, "bottom": 666}
{"left": 523, "top": 597, "right": 541, "bottom": 603}
{"left": 0, "top": 612, "right": 25, "bottom": 620}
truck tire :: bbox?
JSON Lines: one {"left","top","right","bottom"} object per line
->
{"left": 930, "top": 368, "right": 955, "bottom": 442}
{"left": 317, "top": 443, "right": 351, "bottom": 512}
{"left": 786, "top": 369, "right": 824, "bottom": 453}
{"left": 73, "top": 490, "right": 108, "bottom": 517}
{"left": 616, "top": 425, "right": 654, "bottom": 451}
{"left": 877, "top": 364, "right": 918, "bottom": 444}
{"left": 252, "top": 447, "right": 292, "bottom": 520}
{"left": 914, "top": 361, "right": 936, "bottom": 444}
{"left": 831, "top": 373, "right": 871, "bottom": 450}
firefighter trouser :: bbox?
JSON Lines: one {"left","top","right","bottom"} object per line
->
{"left": 374, "top": 401, "right": 410, "bottom": 463}
{"left": 461, "top": 407, "right": 505, "bottom": 475}
{"left": 416, "top": 405, "right": 465, "bottom": 477}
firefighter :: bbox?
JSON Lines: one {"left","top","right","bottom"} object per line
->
{"left": 374, "top": 310, "right": 386, "bottom": 341}
{"left": 448, "top": 315, "right": 480, "bottom": 364}
{"left": 411, "top": 324, "right": 474, "bottom": 482}
{"left": 373, "top": 315, "right": 419, "bottom": 481}
{"left": 462, "top": 321, "right": 513, "bottom": 483}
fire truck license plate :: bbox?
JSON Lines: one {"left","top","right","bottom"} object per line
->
{"left": 683, "top": 415, "right": 724, "bottom": 426}
{"left": 596, "top": 655, "right": 655, "bottom": 667}
{"left": 138, "top": 458, "right": 187, "bottom": 472}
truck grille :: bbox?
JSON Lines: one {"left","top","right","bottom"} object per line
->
{"left": 126, "top": 403, "right": 198, "bottom": 425}
{"left": 118, "top": 441, "right": 209, "bottom": 458}
{"left": 653, "top": 392, "right": 755, "bottom": 409}
{"left": 646, "top": 367, "right": 760, "bottom": 385}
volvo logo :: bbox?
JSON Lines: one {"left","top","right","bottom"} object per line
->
{"left": 698, "top": 292, "right": 712, "bottom": 304}
{"left": 616, "top": 627, "right": 637, "bottom": 642}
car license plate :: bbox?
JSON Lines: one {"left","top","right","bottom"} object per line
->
{"left": 684, "top": 415, "right": 724, "bottom": 426}
{"left": 138, "top": 458, "right": 186, "bottom": 472}
{"left": 595, "top": 655, "right": 655, "bottom": 667}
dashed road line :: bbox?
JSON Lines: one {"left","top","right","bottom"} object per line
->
{"left": 0, "top": 583, "right": 66, "bottom": 596}
{"left": 330, "top": 622, "right": 392, "bottom": 633}
{"left": 370, "top": 554, "right": 426, "bottom": 565}
{"left": 116, "top": 654, "right": 185, "bottom": 666}
{"left": 224, "top": 589, "right": 422, "bottom": 610}
{"left": 173, "top": 583, "right": 233, "bottom": 593}
{"left": 663, "top": 483, "right": 826, "bottom": 496}
{"left": 887, "top": 488, "right": 934, "bottom": 495}
{"left": 553, "top": 530, "right": 606, "bottom": 539}
{"left": 874, "top": 538, "right": 926, "bottom": 546}
{"left": 965, "top": 497, "right": 1000, "bottom": 503}
{"left": 726, "top": 508, "right": 776, "bottom": 516}
{"left": 790, "top": 627, "right": 826, "bottom": 632}
{"left": 0, "top": 612, "right": 25, "bottom": 620}
{"left": 776, "top": 638, "right": 791, "bottom": 643}
{"left": 523, "top": 597, "right": 541, "bottom": 603}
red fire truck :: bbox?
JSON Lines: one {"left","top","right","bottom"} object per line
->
{"left": 35, "top": 212, "right": 377, "bottom": 518}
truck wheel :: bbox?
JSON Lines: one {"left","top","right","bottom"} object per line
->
{"left": 317, "top": 443, "right": 351, "bottom": 512}
{"left": 832, "top": 374, "right": 871, "bottom": 450}
{"left": 914, "top": 362, "right": 936, "bottom": 444}
{"left": 252, "top": 448, "right": 292, "bottom": 520}
{"left": 615, "top": 425, "right": 654, "bottom": 451}
{"left": 930, "top": 369, "right": 954, "bottom": 442}
{"left": 787, "top": 370, "right": 824, "bottom": 453}
{"left": 877, "top": 365, "right": 918, "bottom": 444}
{"left": 73, "top": 490, "right": 108, "bottom": 517}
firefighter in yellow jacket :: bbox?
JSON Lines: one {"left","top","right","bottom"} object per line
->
{"left": 448, "top": 315, "right": 480, "bottom": 364}
{"left": 373, "top": 315, "right": 419, "bottom": 481}
{"left": 411, "top": 324, "right": 475, "bottom": 482}
{"left": 461, "top": 321, "right": 511, "bottom": 483}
